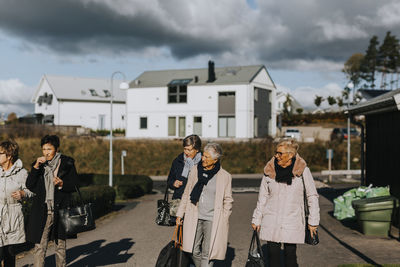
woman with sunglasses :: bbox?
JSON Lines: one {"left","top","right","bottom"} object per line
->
{"left": 251, "top": 139, "right": 320, "bottom": 267}
{"left": 0, "top": 140, "right": 33, "bottom": 267}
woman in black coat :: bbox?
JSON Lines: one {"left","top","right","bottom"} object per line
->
{"left": 25, "top": 135, "right": 78, "bottom": 267}
{"left": 167, "top": 135, "right": 202, "bottom": 217}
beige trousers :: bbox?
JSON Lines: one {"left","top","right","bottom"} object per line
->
{"left": 33, "top": 212, "right": 66, "bottom": 267}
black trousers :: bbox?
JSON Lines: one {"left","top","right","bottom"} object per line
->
{"left": 267, "top": 242, "right": 298, "bottom": 267}
{"left": 0, "top": 245, "right": 16, "bottom": 267}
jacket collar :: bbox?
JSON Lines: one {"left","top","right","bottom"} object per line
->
{"left": 263, "top": 154, "right": 307, "bottom": 179}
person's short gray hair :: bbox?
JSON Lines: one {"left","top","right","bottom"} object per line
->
{"left": 276, "top": 138, "right": 299, "bottom": 155}
{"left": 204, "top": 143, "right": 223, "bottom": 160}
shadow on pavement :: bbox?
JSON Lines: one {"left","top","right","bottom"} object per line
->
{"left": 67, "top": 238, "right": 134, "bottom": 266}
{"left": 319, "top": 223, "right": 380, "bottom": 266}
{"left": 22, "top": 238, "right": 135, "bottom": 267}
{"left": 214, "top": 246, "right": 235, "bottom": 267}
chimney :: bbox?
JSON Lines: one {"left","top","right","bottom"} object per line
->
{"left": 207, "top": 60, "right": 216, "bottom": 83}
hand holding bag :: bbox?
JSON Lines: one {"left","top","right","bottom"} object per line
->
{"left": 58, "top": 185, "right": 95, "bottom": 235}
{"left": 245, "top": 230, "right": 265, "bottom": 267}
{"left": 156, "top": 185, "right": 174, "bottom": 226}
{"left": 302, "top": 177, "right": 319, "bottom": 245}
{"left": 155, "top": 224, "right": 190, "bottom": 267}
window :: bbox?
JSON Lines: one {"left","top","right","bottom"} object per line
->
{"left": 218, "top": 116, "right": 235, "bottom": 137}
{"left": 168, "top": 116, "right": 186, "bottom": 137}
{"left": 168, "top": 117, "right": 176, "bottom": 136}
{"left": 254, "top": 116, "right": 258, "bottom": 137}
{"left": 168, "top": 79, "right": 191, "bottom": 103}
{"left": 254, "top": 88, "right": 259, "bottom": 101}
{"left": 140, "top": 117, "right": 147, "bottom": 129}
{"left": 193, "top": 116, "right": 202, "bottom": 136}
{"left": 179, "top": 117, "right": 186, "bottom": 137}
{"left": 98, "top": 114, "right": 106, "bottom": 130}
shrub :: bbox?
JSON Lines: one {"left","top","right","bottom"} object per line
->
{"left": 77, "top": 173, "right": 153, "bottom": 199}
{"left": 70, "top": 185, "right": 116, "bottom": 219}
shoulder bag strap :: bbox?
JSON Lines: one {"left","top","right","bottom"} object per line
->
{"left": 164, "top": 184, "right": 169, "bottom": 202}
{"left": 301, "top": 176, "right": 309, "bottom": 217}
{"left": 74, "top": 185, "right": 85, "bottom": 207}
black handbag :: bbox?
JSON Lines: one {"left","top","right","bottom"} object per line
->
{"left": 302, "top": 177, "right": 319, "bottom": 245}
{"left": 58, "top": 186, "right": 95, "bottom": 235}
{"left": 155, "top": 224, "right": 190, "bottom": 267}
{"left": 156, "top": 185, "right": 174, "bottom": 226}
{"left": 245, "top": 230, "right": 265, "bottom": 267}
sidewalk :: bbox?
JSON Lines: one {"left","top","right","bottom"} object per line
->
{"left": 16, "top": 180, "right": 400, "bottom": 266}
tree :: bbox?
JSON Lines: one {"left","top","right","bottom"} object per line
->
{"left": 314, "top": 95, "right": 324, "bottom": 107}
{"left": 343, "top": 53, "right": 364, "bottom": 87}
{"left": 296, "top": 108, "right": 303, "bottom": 114}
{"left": 336, "top": 97, "right": 344, "bottom": 107}
{"left": 360, "top": 36, "right": 379, "bottom": 88}
{"left": 327, "top": 96, "right": 337, "bottom": 106}
{"left": 377, "top": 31, "right": 400, "bottom": 89}
{"left": 6, "top": 112, "right": 18, "bottom": 124}
{"left": 283, "top": 94, "right": 293, "bottom": 115}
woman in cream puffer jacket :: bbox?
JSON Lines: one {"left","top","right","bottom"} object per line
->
{"left": 0, "top": 141, "right": 33, "bottom": 267}
{"left": 251, "top": 139, "right": 320, "bottom": 267}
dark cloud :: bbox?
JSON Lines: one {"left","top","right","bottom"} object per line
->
{"left": 0, "top": 0, "right": 399, "bottom": 69}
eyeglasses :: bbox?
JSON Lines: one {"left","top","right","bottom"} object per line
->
{"left": 275, "top": 151, "right": 289, "bottom": 157}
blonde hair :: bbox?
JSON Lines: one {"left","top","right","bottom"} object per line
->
{"left": 276, "top": 138, "right": 299, "bottom": 155}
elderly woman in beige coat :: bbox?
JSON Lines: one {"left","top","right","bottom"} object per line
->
{"left": 251, "top": 139, "right": 320, "bottom": 267}
{"left": 176, "top": 143, "right": 233, "bottom": 267}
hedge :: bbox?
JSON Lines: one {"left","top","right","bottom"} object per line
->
{"left": 70, "top": 185, "right": 116, "bottom": 219}
{"left": 15, "top": 137, "right": 361, "bottom": 175}
{"left": 22, "top": 185, "right": 116, "bottom": 226}
{"left": 77, "top": 173, "right": 153, "bottom": 199}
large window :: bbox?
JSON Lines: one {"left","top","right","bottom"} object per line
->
{"left": 218, "top": 116, "right": 235, "bottom": 137}
{"left": 168, "top": 116, "right": 186, "bottom": 137}
{"left": 98, "top": 114, "right": 106, "bottom": 130}
{"left": 168, "top": 117, "right": 176, "bottom": 136}
{"left": 140, "top": 117, "right": 147, "bottom": 129}
{"left": 193, "top": 116, "right": 202, "bottom": 136}
{"left": 168, "top": 79, "right": 191, "bottom": 103}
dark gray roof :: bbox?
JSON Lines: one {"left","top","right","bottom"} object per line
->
{"left": 33, "top": 75, "right": 126, "bottom": 103}
{"left": 348, "top": 88, "right": 400, "bottom": 115}
{"left": 129, "top": 65, "right": 271, "bottom": 88}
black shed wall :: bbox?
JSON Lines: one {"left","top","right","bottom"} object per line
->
{"left": 366, "top": 110, "right": 400, "bottom": 198}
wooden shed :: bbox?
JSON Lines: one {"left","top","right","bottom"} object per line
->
{"left": 348, "top": 89, "right": 400, "bottom": 199}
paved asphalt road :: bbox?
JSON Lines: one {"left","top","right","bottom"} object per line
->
{"left": 16, "top": 180, "right": 400, "bottom": 267}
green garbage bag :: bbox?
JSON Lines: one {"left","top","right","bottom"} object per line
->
{"left": 365, "top": 186, "right": 390, "bottom": 198}
{"left": 333, "top": 186, "right": 368, "bottom": 220}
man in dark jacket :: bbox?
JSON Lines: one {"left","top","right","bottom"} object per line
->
{"left": 25, "top": 135, "right": 78, "bottom": 267}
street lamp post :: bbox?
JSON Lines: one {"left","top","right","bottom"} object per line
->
{"left": 109, "top": 71, "right": 129, "bottom": 187}
{"left": 346, "top": 82, "right": 354, "bottom": 178}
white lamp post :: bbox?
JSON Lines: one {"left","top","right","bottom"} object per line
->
{"left": 109, "top": 71, "right": 129, "bottom": 187}
{"left": 346, "top": 82, "right": 354, "bottom": 178}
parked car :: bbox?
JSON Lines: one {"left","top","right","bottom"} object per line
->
{"left": 331, "top": 127, "right": 359, "bottom": 141}
{"left": 284, "top": 128, "right": 301, "bottom": 141}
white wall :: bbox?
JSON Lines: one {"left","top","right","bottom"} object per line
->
{"left": 126, "top": 84, "right": 251, "bottom": 138}
{"left": 34, "top": 79, "right": 126, "bottom": 129}
{"left": 58, "top": 101, "right": 126, "bottom": 130}
{"left": 34, "top": 80, "right": 60, "bottom": 123}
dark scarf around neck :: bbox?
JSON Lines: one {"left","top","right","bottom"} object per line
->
{"left": 274, "top": 157, "right": 296, "bottom": 185}
{"left": 190, "top": 161, "right": 221, "bottom": 204}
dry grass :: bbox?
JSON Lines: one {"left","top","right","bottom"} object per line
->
{"left": 13, "top": 137, "right": 361, "bottom": 175}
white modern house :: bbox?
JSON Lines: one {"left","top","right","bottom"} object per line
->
{"left": 276, "top": 91, "right": 304, "bottom": 114}
{"left": 125, "top": 62, "right": 277, "bottom": 138}
{"left": 32, "top": 75, "right": 126, "bottom": 130}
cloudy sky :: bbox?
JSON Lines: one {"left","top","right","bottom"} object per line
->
{"left": 1, "top": 0, "right": 400, "bottom": 116}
